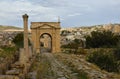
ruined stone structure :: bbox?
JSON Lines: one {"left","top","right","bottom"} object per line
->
{"left": 40, "top": 34, "right": 52, "bottom": 49}
{"left": 31, "top": 22, "right": 61, "bottom": 53}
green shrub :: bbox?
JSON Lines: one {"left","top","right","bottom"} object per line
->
{"left": 76, "top": 48, "right": 87, "bottom": 55}
{"left": 85, "top": 31, "right": 120, "bottom": 48}
{"left": 87, "top": 49, "right": 118, "bottom": 72}
{"left": 0, "top": 46, "right": 17, "bottom": 58}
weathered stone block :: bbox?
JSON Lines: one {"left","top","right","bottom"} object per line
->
{"left": 6, "top": 69, "right": 20, "bottom": 75}
{"left": 0, "top": 75, "right": 19, "bottom": 79}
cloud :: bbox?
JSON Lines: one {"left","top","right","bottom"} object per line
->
{"left": 0, "top": 0, "right": 120, "bottom": 27}
{"left": 68, "top": 13, "right": 82, "bottom": 17}
{"left": 0, "top": 0, "right": 58, "bottom": 26}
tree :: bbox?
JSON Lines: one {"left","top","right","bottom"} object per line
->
{"left": 85, "top": 31, "right": 120, "bottom": 48}
{"left": 12, "top": 33, "right": 24, "bottom": 48}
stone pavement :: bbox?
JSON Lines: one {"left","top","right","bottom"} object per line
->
{"left": 54, "top": 53, "right": 120, "bottom": 79}
{"left": 28, "top": 53, "right": 120, "bottom": 79}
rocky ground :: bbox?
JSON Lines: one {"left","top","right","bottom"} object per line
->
{"left": 28, "top": 53, "right": 120, "bottom": 79}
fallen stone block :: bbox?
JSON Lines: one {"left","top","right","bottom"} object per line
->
{"left": 11, "top": 62, "right": 24, "bottom": 69}
{"left": 6, "top": 69, "right": 20, "bottom": 75}
{"left": 0, "top": 75, "right": 19, "bottom": 79}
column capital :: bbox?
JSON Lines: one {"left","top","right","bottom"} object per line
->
{"left": 22, "top": 14, "right": 29, "bottom": 18}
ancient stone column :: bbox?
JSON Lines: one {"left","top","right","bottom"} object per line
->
{"left": 22, "top": 14, "right": 29, "bottom": 60}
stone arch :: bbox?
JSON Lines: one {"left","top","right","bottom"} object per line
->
{"left": 31, "top": 22, "right": 61, "bottom": 53}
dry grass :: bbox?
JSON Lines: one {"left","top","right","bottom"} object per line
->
{"left": 29, "top": 54, "right": 54, "bottom": 79}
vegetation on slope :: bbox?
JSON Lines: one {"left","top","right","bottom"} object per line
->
{"left": 85, "top": 31, "right": 120, "bottom": 72}
{"left": 87, "top": 48, "right": 120, "bottom": 73}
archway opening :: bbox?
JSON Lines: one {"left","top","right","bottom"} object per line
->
{"left": 40, "top": 33, "right": 52, "bottom": 53}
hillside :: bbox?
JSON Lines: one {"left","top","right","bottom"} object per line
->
{"left": 0, "top": 25, "right": 22, "bottom": 31}
{"left": 61, "top": 23, "right": 120, "bottom": 33}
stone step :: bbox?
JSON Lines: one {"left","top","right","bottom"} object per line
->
{"left": 11, "top": 62, "right": 24, "bottom": 69}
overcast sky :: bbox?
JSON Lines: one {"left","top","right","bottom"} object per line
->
{"left": 0, "top": 0, "right": 120, "bottom": 28}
